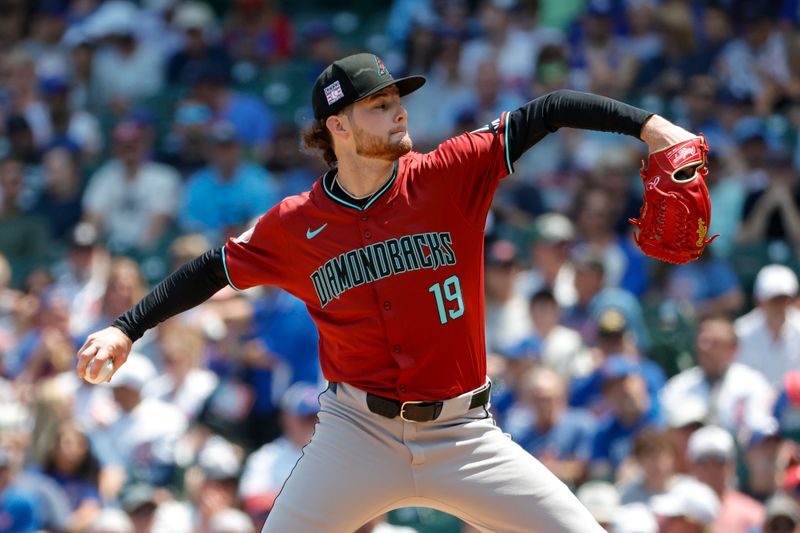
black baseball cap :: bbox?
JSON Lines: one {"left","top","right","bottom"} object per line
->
{"left": 311, "top": 53, "right": 426, "bottom": 120}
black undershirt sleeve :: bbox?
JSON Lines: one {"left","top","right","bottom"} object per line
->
{"left": 112, "top": 247, "right": 229, "bottom": 342}
{"left": 506, "top": 89, "right": 653, "bottom": 163}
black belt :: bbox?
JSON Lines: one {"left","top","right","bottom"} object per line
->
{"left": 328, "top": 382, "right": 491, "bottom": 422}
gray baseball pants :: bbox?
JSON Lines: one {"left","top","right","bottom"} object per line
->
{"left": 261, "top": 381, "right": 604, "bottom": 532}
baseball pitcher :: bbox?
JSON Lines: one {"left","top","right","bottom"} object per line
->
{"left": 77, "top": 53, "right": 714, "bottom": 532}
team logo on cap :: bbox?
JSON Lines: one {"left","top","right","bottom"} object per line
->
{"left": 375, "top": 56, "right": 388, "bottom": 76}
{"left": 324, "top": 80, "right": 344, "bottom": 105}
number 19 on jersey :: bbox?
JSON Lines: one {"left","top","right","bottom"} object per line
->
{"left": 428, "top": 275, "right": 464, "bottom": 325}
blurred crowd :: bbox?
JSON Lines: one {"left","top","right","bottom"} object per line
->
{"left": 1, "top": 0, "right": 800, "bottom": 532}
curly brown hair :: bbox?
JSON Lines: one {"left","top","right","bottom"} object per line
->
{"left": 302, "top": 119, "right": 337, "bottom": 168}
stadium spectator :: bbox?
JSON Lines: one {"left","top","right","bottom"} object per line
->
{"left": 0, "top": 156, "right": 51, "bottom": 288}
{"left": 664, "top": 249, "right": 744, "bottom": 320}
{"left": 589, "top": 355, "right": 662, "bottom": 480}
{"left": 617, "top": 429, "right": 687, "bottom": 505}
{"left": 661, "top": 395, "right": 707, "bottom": 475}
{"left": 39, "top": 76, "right": 102, "bottom": 162}
{"left": 650, "top": 477, "right": 721, "bottom": 533}
{"left": 716, "top": 4, "right": 789, "bottom": 115}
{"left": 523, "top": 289, "right": 590, "bottom": 379}
{"left": 735, "top": 264, "right": 800, "bottom": 387}
{"left": 516, "top": 213, "right": 577, "bottom": 307}
{"left": 82, "top": 119, "right": 181, "bottom": 255}
{"left": 90, "top": 354, "right": 187, "bottom": 500}
{"left": 1, "top": 50, "right": 51, "bottom": 148}
{"left": 571, "top": 187, "right": 647, "bottom": 297}
{"left": 611, "top": 502, "right": 658, "bottom": 533}
{"left": 485, "top": 239, "right": 532, "bottom": 353}
{"left": 570, "top": 0, "right": 637, "bottom": 99}
{"left": 61, "top": 25, "right": 98, "bottom": 113}
{"left": 167, "top": 2, "right": 231, "bottom": 87}
{"left": 86, "top": 507, "right": 134, "bottom": 533}
{"left": 118, "top": 483, "right": 158, "bottom": 533}
{"left": 51, "top": 222, "right": 109, "bottom": 338}
{"left": 41, "top": 420, "right": 101, "bottom": 532}
{"left": 222, "top": 0, "right": 292, "bottom": 66}
{"left": 179, "top": 121, "right": 279, "bottom": 246}
{"left": 31, "top": 144, "right": 85, "bottom": 243}
{"left": 188, "top": 61, "right": 277, "bottom": 159}
{"left": 687, "top": 425, "right": 765, "bottom": 533}
{"left": 562, "top": 254, "right": 606, "bottom": 341}
{"left": 631, "top": 2, "right": 702, "bottom": 100}
{"left": 763, "top": 493, "right": 800, "bottom": 533}
{"left": 575, "top": 480, "right": 619, "bottom": 530}
{"left": 660, "top": 316, "right": 774, "bottom": 436}
{"left": 144, "top": 322, "right": 218, "bottom": 421}
{"left": 504, "top": 367, "right": 595, "bottom": 487}
{"left": 459, "top": 0, "right": 561, "bottom": 93}
{"left": 238, "top": 382, "right": 320, "bottom": 521}
{"left": 88, "top": 1, "right": 165, "bottom": 112}
{"left": 0, "top": 446, "right": 45, "bottom": 533}
{"left": 81, "top": 258, "right": 153, "bottom": 355}
{"left": 569, "top": 308, "right": 663, "bottom": 414}
{"left": 160, "top": 98, "right": 213, "bottom": 177}
{"left": 738, "top": 151, "right": 800, "bottom": 253}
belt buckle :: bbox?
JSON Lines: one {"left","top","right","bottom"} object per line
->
{"left": 399, "top": 400, "right": 427, "bottom": 422}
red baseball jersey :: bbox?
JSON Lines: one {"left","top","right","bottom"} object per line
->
{"left": 223, "top": 113, "right": 513, "bottom": 401}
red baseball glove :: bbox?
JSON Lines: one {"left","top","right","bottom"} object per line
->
{"left": 629, "top": 134, "right": 718, "bottom": 264}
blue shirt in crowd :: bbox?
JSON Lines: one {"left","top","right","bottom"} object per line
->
{"left": 180, "top": 162, "right": 278, "bottom": 243}
{"left": 590, "top": 401, "right": 663, "bottom": 476}
{"left": 515, "top": 409, "right": 597, "bottom": 462}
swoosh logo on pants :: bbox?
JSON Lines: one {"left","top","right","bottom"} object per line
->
{"left": 306, "top": 223, "right": 328, "bottom": 239}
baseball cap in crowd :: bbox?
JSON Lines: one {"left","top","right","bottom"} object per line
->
{"left": 596, "top": 308, "right": 628, "bottom": 337}
{"left": 765, "top": 493, "right": 800, "bottom": 528}
{"left": 651, "top": 478, "right": 720, "bottom": 525}
{"left": 485, "top": 239, "right": 518, "bottom": 267}
{"left": 663, "top": 394, "right": 708, "bottom": 428}
{"left": 754, "top": 264, "right": 799, "bottom": 301}
{"left": 530, "top": 213, "right": 575, "bottom": 243}
{"left": 587, "top": 0, "right": 614, "bottom": 16}
{"left": 87, "top": 0, "right": 139, "bottom": 38}
{"left": 576, "top": 481, "right": 620, "bottom": 525}
{"left": 198, "top": 436, "right": 241, "bottom": 481}
{"left": 312, "top": 53, "right": 426, "bottom": 120}
{"left": 208, "top": 508, "right": 255, "bottom": 533}
{"left": 733, "top": 116, "right": 769, "bottom": 144}
{"left": 173, "top": 2, "right": 215, "bottom": 33}
{"left": 109, "top": 354, "right": 156, "bottom": 391}
{"left": 687, "top": 425, "right": 735, "bottom": 463}
{"left": 87, "top": 508, "right": 135, "bottom": 533}
{"left": 69, "top": 222, "right": 101, "bottom": 250}
{"left": 280, "top": 382, "right": 321, "bottom": 417}
{"left": 119, "top": 483, "right": 157, "bottom": 514}
{"left": 612, "top": 503, "right": 658, "bottom": 533}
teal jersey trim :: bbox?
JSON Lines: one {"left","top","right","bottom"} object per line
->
{"left": 503, "top": 111, "right": 513, "bottom": 175}
{"left": 323, "top": 160, "right": 398, "bottom": 211}
{"left": 221, "top": 246, "right": 243, "bottom": 292}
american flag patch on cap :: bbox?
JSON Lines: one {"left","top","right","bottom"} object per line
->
{"left": 324, "top": 80, "right": 344, "bottom": 105}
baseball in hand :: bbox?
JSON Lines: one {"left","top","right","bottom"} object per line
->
{"left": 84, "top": 358, "right": 114, "bottom": 384}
